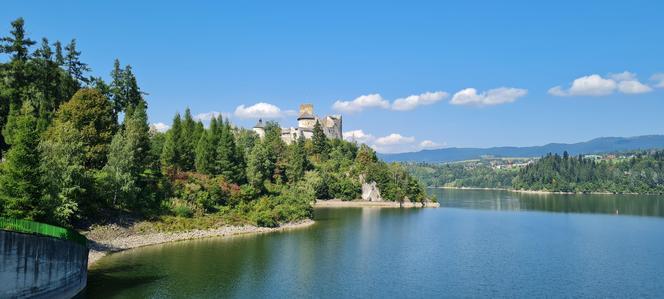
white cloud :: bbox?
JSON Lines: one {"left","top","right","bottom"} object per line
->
{"left": 375, "top": 133, "right": 415, "bottom": 146}
{"left": 650, "top": 73, "right": 664, "bottom": 88}
{"left": 150, "top": 122, "right": 170, "bottom": 132}
{"left": 609, "top": 71, "right": 637, "bottom": 82}
{"left": 568, "top": 74, "right": 616, "bottom": 96}
{"left": 234, "top": 102, "right": 292, "bottom": 119}
{"left": 617, "top": 80, "right": 652, "bottom": 94}
{"left": 391, "top": 91, "right": 448, "bottom": 111}
{"left": 343, "top": 130, "right": 375, "bottom": 144}
{"left": 346, "top": 130, "right": 444, "bottom": 153}
{"left": 450, "top": 87, "right": 527, "bottom": 107}
{"left": 549, "top": 72, "right": 653, "bottom": 96}
{"left": 332, "top": 94, "right": 390, "bottom": 113}
{"left": 193, "top": 111, "right": 230, "bottom": 121}
{"left": 419, "top": 140, "right": 443, "bottom": 149}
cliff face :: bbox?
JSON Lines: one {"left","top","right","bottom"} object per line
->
{"left": 0, "top": 230, "right": 88, "bottom": 299}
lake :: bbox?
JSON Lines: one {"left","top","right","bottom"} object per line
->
{"left": 82, "top": 189, "right": 664, "bottom": 298}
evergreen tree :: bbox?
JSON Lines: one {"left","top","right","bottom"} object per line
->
{"left": 64, "top": 39, "right": 90, "bottom": 84}
{"left": 216, "top": 119, "right": 237, "bottom": 181}
{"left": 312, "top": 120, "right": 329, "bottom": 157}
{"left": 0, "top": 18, "right": 35, "bottom": 62}
{"left": 195, "top": 130, "right": 215, "bottom": 174}
{"left": 53, "top": 40, "right": 64, "bottom": 66}
{"left": 286, "top": 136, "right": 308, "bottom": 183}
{"left": 160, "top": 113, "right": 182, "bottom": 175}
{"left": 177, "top": 108, "right": 196, "bottom": 171}
{"left": 0, "top": 102, "right": 43, "bottom": 220}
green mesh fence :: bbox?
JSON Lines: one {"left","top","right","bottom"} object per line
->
{"left": 0, "top": 217, "right": 88, "bottom": 247}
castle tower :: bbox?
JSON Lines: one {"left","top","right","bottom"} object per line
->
{"left": 253, "top": 118, "right": 266, "bottom": 139}
{"left": 297, "top": 103, "right": 316, "bottom": 128}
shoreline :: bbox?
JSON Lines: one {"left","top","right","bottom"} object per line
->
{"left": 314, "top": 199, "right": 440, "bottom": 208}
{"left": 85, "top": 219, "right": 315, "bottom": 268}
{"left": 430, "top": 186, "right": 649, "bottom": 195}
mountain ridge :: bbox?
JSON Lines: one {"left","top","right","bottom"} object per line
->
{"left": 379, "top": 135, "right": 664, "bottom": 162}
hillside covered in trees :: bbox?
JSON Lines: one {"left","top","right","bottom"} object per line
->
{"left": 406, "top": 151, "right": 664, "bottom": 194}
{"left": 0, "top": 18, "right": 429, "bottom": 229}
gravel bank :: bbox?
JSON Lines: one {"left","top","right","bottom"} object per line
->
{"left": 85, "top": 219, "right": 315, "bottom": 268}
{"left": 314, "top": 199, "right": 440, "bottom": 208}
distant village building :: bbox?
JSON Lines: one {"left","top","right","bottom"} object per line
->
{"left": 253, "top": 104, "right": 342, "bottom": 144}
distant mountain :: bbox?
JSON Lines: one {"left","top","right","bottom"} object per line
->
{"left": 379, "top": 135, "right": 664, "bottom": 163}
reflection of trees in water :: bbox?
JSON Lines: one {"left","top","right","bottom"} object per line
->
{"left": 431, "top": 189, "right": 664, "bottom": 217}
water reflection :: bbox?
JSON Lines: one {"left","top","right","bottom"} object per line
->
{"left": 429, "top": 188, "right": 664, "bottom": 217}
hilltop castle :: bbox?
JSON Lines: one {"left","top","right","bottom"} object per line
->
{"left": 253, "top": 104, "right": 342, "bottom": 144}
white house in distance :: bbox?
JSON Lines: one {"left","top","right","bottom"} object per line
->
{"left": 253, "top": 104, "right": 342, "bottom": 144}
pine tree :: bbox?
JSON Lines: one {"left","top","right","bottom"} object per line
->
{"left": 53, "top": 40, "right": 64, "bottom": 66}
{"left": 0, "top": 102, "right": 43, "bottom": 220}
{"left": 312, "top": 120, "right": 328, "bottom": 157}
{"left": 160, "top": 113, "right": 182, "bottom": 175}
{"left": 286, "top": 136, "right": 308, "bottom": 183}
{"left": 195, "top": 130, "right": 215, "bottom": 174}
{"left": 64, "top": 39, "right": 90, "bottom": 84}
{"left": 180, "top": 108, "right": 196, "bottom": 171}
{"left": 0, "top": 18, "right": 35, "bottom": 62}
{"left": 216, "top": 119, "right": 235, "bottom": 180}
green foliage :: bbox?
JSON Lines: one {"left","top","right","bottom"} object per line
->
{"left": 180, "top": 108, "right": 197, "bottom": 171}
{"left": 109, "top": 60, "right": 143, "bottom": 115}
{"left": 54, "top": 88, "right": 116, "bottom": 169}
{"left": 195, "top": 130, "right": 215, "bottom": 174}
{"left": 0, "top": 102, "right": 43, "bottom": 220}
{"left": 405, "top": 161, "right": 518, "bottom": 188}
{"left": 513, "top": 151, "right": 664, "bottom": 193}
{"left": 160, "top": 113, "right": 182, "bottom": 174}
{"left": 0, "top": 18, "right": 35, "bottom": 61}
{"left": 0, "top": 18, "right": 432, "bottom": 229}
{"left": 286, "top": 137, "right": 309, "bottom": 182}
{"left": 40, "top": 120, "right": 87, "bottom": 226}
{"left": 246, "top": 140, "right": 274, "bottom": 191}
{"left": 312, "top": 120, "right": 328, "bottom": 157}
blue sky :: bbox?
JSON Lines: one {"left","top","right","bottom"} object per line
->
{"left": 3, "top": 1, "right": 664, "bottom": 153}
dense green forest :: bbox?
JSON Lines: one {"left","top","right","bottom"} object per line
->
{"left": 407, "top": 151, "right": 664, "bottom": 194}
{"left": 404, "top": 161, "right": 517, "bottom": 189}
{"left": 513, "top": 151, "right": 664, "bottom": 194}
{"left": 0, "top": 18, "right": 428, "bottom": 228}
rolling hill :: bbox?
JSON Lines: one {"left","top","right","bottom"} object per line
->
{"left": 379, "top": 135, "right": 664, "bottom": 163}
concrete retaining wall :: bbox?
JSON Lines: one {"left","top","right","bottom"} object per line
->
{"left": 0, "top": 230, "right": 88, "bottom": 299}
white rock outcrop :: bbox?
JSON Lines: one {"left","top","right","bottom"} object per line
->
{"left": 361, "top": 181, "right": 383, "bottom": 202}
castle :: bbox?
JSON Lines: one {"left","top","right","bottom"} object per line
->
{"left": 253, "top": 104, "right": 342, "bottom": 144}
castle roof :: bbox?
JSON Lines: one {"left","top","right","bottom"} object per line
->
{"left": 253, "top": 118, "right": 265, "bottom": 128}
{"left": 297, "top": 112, "right": 315, "bottom": 120}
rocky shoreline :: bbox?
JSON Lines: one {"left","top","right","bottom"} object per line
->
{"left": 432, "top": 186, "right": 645, "bottom": 195}
{"left": 314, "top": 199, "right": 440, "bottom": 208}
{"left": 85, "top": 219, "right": 315, "bottom": 268}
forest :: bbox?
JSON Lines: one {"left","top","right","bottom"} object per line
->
{"left": 407, "top": 151, "right": 664, "bottom": 194}
{"left": 0, "top": 18, "right": 429, "bottom": 228}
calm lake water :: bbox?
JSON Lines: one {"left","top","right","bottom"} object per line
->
{"left": 83, "top": 190, "right": 664, "bottom": 298}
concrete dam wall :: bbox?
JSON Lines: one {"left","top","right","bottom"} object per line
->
{"left": 0, "top": 230, "right": 88, "bottom": 298}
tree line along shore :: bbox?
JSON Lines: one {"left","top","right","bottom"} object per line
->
{"left": 0, "top": 18, "right": 432, "bottom": 233}
{"left": 407, "top": 151, "right": 664, "bottom": 194}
